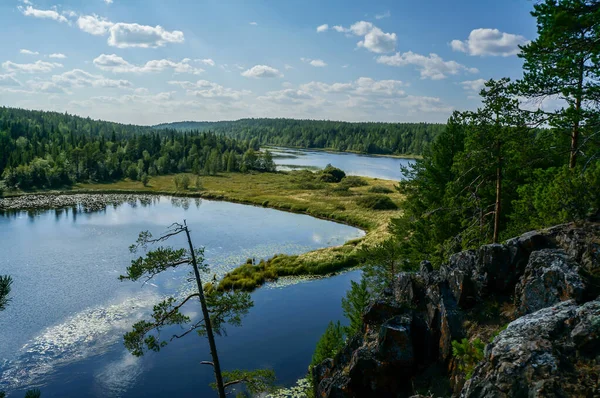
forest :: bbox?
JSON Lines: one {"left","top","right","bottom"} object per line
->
{"left": 154, "top": 119, "right": 445, "bottom": 155}
{"left": 0, "top": 107, "right": 276, "bottom": 190}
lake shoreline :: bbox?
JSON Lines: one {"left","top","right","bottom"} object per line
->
{"left": 264, "top": 145, "right": 423, "bottom": 160}
{"left": 1, "top": 171, "right": 402, "bottom": 291}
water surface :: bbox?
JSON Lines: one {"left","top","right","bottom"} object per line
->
{"left": 0, "top": 196, "right": 364, "bottom": 397}
{"left": 269, "top": 147, "right": 415, "bottom": 180}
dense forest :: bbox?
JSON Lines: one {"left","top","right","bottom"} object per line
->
{"left": 154, "top": 119, "right": 445, "bottom": 155}
{"left": 0, "top": 107, "right": 276, "bottom": 190}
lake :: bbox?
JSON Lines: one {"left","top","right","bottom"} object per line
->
{"left": 268, "top": 147, "right": 415, "bottom": 180}
{"left": 0, "top": 196, "right": 364, "bottom": 397}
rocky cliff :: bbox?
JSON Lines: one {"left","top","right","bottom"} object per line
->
{"left": 313, "top": 222, "right": 600, "bottom": 397}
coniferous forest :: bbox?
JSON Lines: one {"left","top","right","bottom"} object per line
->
{"left": 0, "top": 107, "right": 278, "bottom": 191}
{"left": 154, "top": 119, "right": 445, "bottom": 155}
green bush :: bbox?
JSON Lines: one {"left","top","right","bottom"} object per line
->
{"left": 356, "top": 195, "right": 398, "bottom": 210}
{"left": 342, "top": 176, "right": 368, "bottom": 187}
{"left": 368, "top": 185, "right": 393, "bottom": 194}
{"left": 452, "top": 338, "right": 485, "bottom": 379}
{"left": 319, "top": 164, "right": 346, "bottom": 183}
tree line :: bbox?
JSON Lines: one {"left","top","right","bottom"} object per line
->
{"left": 155, "top": 119, "right": 445, "bottom": 156}
{"left": 0, "top": 107, "right": 276, "bottom": 190}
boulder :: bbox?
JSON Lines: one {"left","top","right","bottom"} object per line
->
{"left": 515, "top": 249, "right": 586, "bottom": 315}
{"left": 462, "top": 299, "right": 600, "bottom": 398}
{"left": 378, "top": 314, "right": 414, "bottom": 366}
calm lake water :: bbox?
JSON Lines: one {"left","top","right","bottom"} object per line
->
{"left": 269, "top": 147, "right": 415, "bottom": 180}
{"left": 0, "top": 197, "right": 364, "bottom": 397}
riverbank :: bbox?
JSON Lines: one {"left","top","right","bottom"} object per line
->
{"left": 264, "top": 145, "right": 423, "bottom": 160}
{"left": 2, "top": 171, "right": 402, "bottom": 291}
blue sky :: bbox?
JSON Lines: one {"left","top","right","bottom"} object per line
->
{"left": 0, "top": 0, "right": 537, "bottom": 125}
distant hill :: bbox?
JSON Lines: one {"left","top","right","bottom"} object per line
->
{"left": 154, "top": 118, "right": 445, "bottom": 155}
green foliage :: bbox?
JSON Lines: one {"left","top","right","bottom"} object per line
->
{"left": 0, "top": 275, "right": 12, "bottom": 312}
{"left": 24, "top": 390, "right": 41, "bottom": 398}
{"left": 319, "top": 164, "right": 346, "bottom": 183}
{"left": 341, "top": 277, "right": 371, "bottom": 336}
{"left": 341, "top": 176, "right": 368, "bottom": 187}
{"left": 517, "top": 0, "right": 600, "bottom": 168}
{"left": 0, "top": 107, "right": 254, "bottom": 190}
{"left": 214, "top": 369, "right": 276, "bottom": 395}
{"left": 173, "top": 174, "right": 191, "bottom": 190}
{"left": 511, "top": 164, "right": 600, "bottom": 232}
{"left": 356, "top": 195, "right": 398, "bottom": 210}
{"left": 310, "top": 321, "right": 345, "bottom": 370}
{"left": 367, "top": 185, "right": 393, "bottom": 194}
{"left": 141, "top": 173, "right": 150, "bottom": 187}
{"left": 155, "top": 119, "right": 445, "bottom": 156}
{"left": 360, "top": 238, "right": 411, "bottom": 291}
{"left": 452, "top": 338, "right": 485, "bottom": 379}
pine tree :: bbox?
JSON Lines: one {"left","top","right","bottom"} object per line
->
{"left": 517, "top": 0, "right": 600, "bottom": 168}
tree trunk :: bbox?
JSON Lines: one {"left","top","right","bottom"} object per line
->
{"left": 184, "top": 221, "right": 226, "bottom": 398}
{"left": 493, "top": 140, "right": 502, "bottom": 244}
{"left": 569, "top": 56, "right": 585, "bottom": 169}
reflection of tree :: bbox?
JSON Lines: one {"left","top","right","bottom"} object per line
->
{"left": 171, "top": 197, "right": 191, "bottom": 210}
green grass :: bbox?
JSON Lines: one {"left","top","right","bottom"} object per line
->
{"left": 8, "top": 171, "right": 403, "bottom": 291}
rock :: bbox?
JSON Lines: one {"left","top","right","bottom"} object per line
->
{"left": 462, "top": 299, "right": 600, "bottom": 398}
{"left": 515, "top": 249, "right": 586, "bottom": 315}
{"left": 315, "top": 223, "right": 600, "bottom": 398}
{"left": 378, "top": 314, "right": 414, "bottom": 366}
{"left": 363, "top": 299, "right": 406, "bottom": 326}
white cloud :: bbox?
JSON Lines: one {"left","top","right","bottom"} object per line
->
{"left": 460, "top": 78, "right": 487, "bottom": 93}
{"left": 93, "top": 54, "right": 204, "bottom": 74}
{"left": 284, "top": 64, "right": 294, "bottom": 70}
{"left": 108, "top": 23, "right": 184, "bottom": 48}
{"left": 249, "top": 22, "right": 258, "bottom": 26}
{"left": 27, "top": 80, "right": 67, "bottom": 94}
{"left": 0, "top": 74, "right": 22, "bottom": 87}
{"left": 197, "top": 59, "right": 215, "bottom": 66}
{"left": 52, "top": 69, "right": 133, "bottom": 89}
{"left": 49, "top": 53, "right": 67, "bottom": 59}
{"left": 20, "top": 49, "right": 39, "bottom": 55}
{"left": 301, "top": 77, "right": 406, "bottom": 97}
{"left": 241, "top": 65, "right": 283, "bottom": 78}
{"left": 451, "top": 28, "right": 528, "bottom": 57}
{"left": 2, "top": 60, "right": 63, "bottom": 74}
{"left": 258, "top": 89, "right": 314, "bottom": 104}
{"left": 316, "top": 24, "right": 329, "bottom": 33}
{"left": 376, "top": 51, "right": 478, "bottom": 80}
{"left": 301, "top": 58, "right": 327, "bottom": 67}
{"left": 375, "top": 11, "right": 391, "bottom": 20}
{"left": 77, "top": 14, "right": 113, "bottom": 35}
{"left": 333, "top": 21, "right": 396, "bottom": 53}
{"left": 168, "top": 80, "right": 250, "bottom": 100}
{"left": 104, "top": 0, "right": 114, "bottom": 4}
{"left": 20, "top": 6, "right": 69, "bottom": 23}
{"left": 77, "top": 14, "right": 184, "bottom": 48}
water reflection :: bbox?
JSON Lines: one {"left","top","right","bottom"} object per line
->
{"left": 0, "top": 197, "right": 364, "bottom": 397}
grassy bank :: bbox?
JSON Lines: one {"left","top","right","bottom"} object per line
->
{"left": 6, "top": 171, "right": 403, "bottom": 291}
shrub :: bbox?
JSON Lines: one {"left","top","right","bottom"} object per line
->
{"left": 141, "top": 173, "right": 150, "bottom": 187}
{"left": 195, "top": 176, "right": 203, "bottom": 190}
{"left": 319, "top": 164, "right": 346, "bottom": 183}
{"left": 356, "top": 195, "right": 398, "bottom": 210}
{"left": 452, "top": 338, "right": 485, "bottom": 379}
{"left": 341, "top": 176, "right": 368, "bottom": 187}
{"left": 368, "top": 185, "right": 393, "bottom": 194}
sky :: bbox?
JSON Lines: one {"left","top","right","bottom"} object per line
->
{"left": 0, "top": 0, "right": 538, "bottom": 125}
